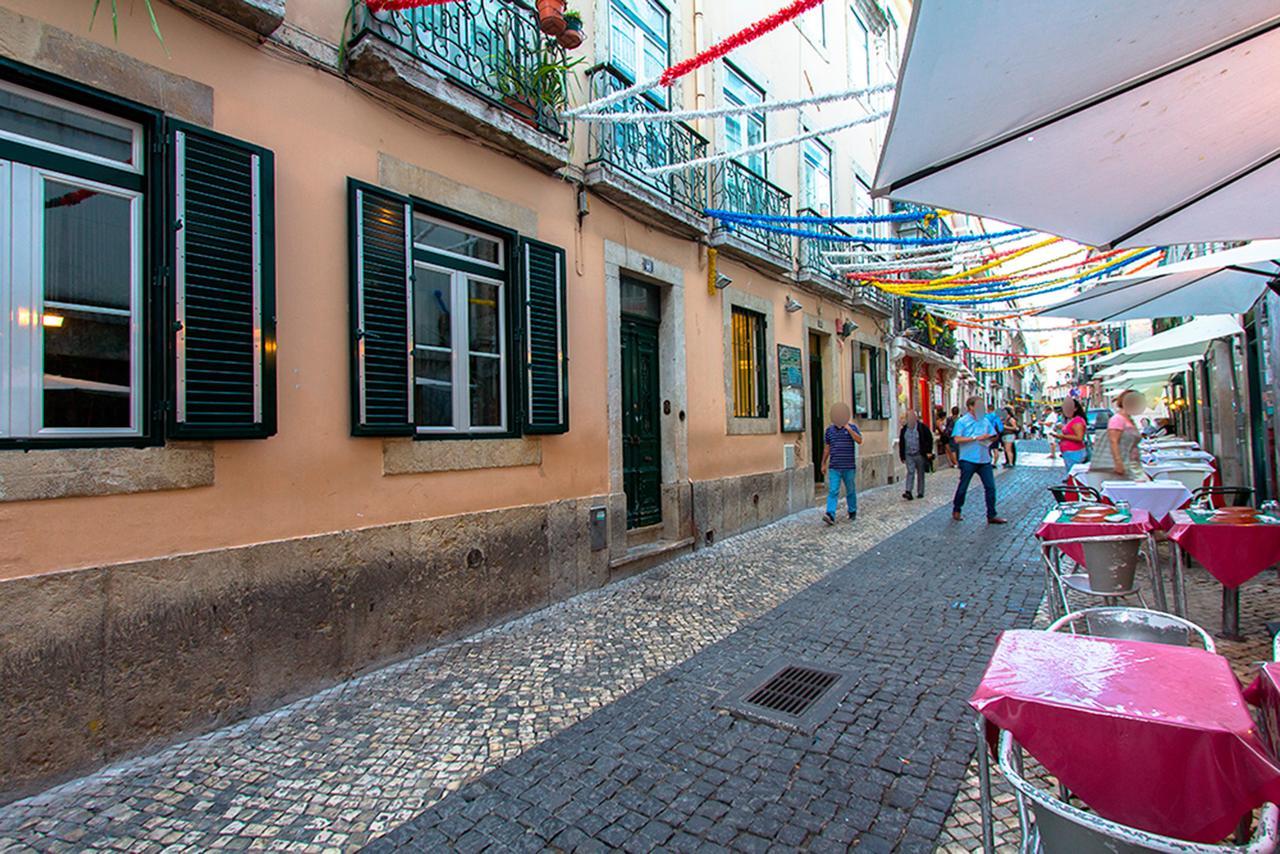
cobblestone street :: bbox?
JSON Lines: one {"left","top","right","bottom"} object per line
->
{"left": 1, "top": 455, "right": 1069, "bottom": 851}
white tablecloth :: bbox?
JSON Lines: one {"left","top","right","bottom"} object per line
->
{"left": 1141, "top": 440, "right": 1198, "bottom": 450}
{"left": 1100, "top": 480, "right": 1193, "bottom": 522}
{"left": 1145, "top": 449, "right": 1215, "bottom": 462}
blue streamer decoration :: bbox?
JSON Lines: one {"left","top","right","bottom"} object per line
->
{"left": 705, "top": 208, "right": 930, "bottom": 226}
{"left": 711, "top": 215, "right": 1030, "bottom": 246}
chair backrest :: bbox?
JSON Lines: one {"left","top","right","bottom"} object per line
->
{"left": 1049, "top": 485, "right": 1103, "bottom": 503}
{"left": 1078, "top": 539, "right": 1141, "bottom": 593}
{"left": 996, "top": 731, "right": 1280, "bottom": 853}
{"left": 1048, "top": 607, "right": 1215, "bottom": 652}
{"left": 1191, "top": 486, "right": 1253, "bottom": 509}
{"left": 1154, "top": 468, "right": 1211, "bottom": 491}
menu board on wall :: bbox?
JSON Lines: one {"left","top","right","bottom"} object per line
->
{"left": 778, "top": 344, "right": 805, "bottom": 433}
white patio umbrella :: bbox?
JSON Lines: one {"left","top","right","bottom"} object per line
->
{"left": 873, "top": 2, "right": 1280, "bottom": 248}
{"left": 1038, "top": 241, "right": 1280, "bottom": 321}
{"left": 1090, "top": 315, "right": 1244, "bottom": 368}
{"left": 1096, "top": 354, "right": 1204, "bottom": 379}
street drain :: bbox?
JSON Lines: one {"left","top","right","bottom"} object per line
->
{"left": 717, "top": 657, "right": 854, "bottom": 733}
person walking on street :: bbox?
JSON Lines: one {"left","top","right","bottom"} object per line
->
{"left": 899, "top": 408, "right": 934, "bottom": 500}
{"left": 1052, "top": 397, "right": 1088, "bottom": 476}
{"left": 821, "top": 402, "right": 863, "bottom": 525}
{"left": 988, "top": 405, "right": 1005, "bottom": 466}
{"left": 952, "top": 396, "right": 1008, "bottom": 524}
{"left": 1001, "top": 406, "right": 1019, "bottom": 468}
{"left": 945, "top": 406, "right": 960, "bottom": 467}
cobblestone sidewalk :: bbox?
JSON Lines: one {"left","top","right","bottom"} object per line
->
{"left": 0, "top": 460, "right": 1045, "bottom": 852}
{"left": 372, "top": 464, "right": 1055, "bottom": 853}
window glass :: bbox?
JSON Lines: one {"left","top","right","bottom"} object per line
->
{"left": 413, "top": 214, "right": 502, "bottom": 267}
{"left": 853, "top": 347, "right": 870, "bottom": 417}
{"left": 802, "top": 139, "right": 833, "bottom": 215}
{"left": 621, "top": 278, "right": 661, "bottom": 321}
{"left": 731, "top": 306, "right": 767, "bottom": 418}
{"left": 849, "top": 11, "right": 871, "bottom": 89}
{"left": 412, "top": 221, "right": 508, "bottom": 435}
{"left": 724, "top": 66, "right": 767, "bottom": 177}
{"left": 0, "top": 84, "right": 137, "bottom": 167}
{"left": 414, "top": 266, "right": 455, "bottom": 428}
{"left": 610, "top": 0, "right": 670, "bottom": 101}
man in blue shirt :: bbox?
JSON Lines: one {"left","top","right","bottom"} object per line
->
{"left": 821, "top": 402, "right": 863, "bottom": 525}
{"left": 951, "top": 396, "right": 1008, "bottom": 524}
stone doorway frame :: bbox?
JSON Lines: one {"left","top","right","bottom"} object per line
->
{"left": 604, "top": 241, "right": 689, "bottom": 557}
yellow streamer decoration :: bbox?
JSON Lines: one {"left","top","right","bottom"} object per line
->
{"left": 874, "top": 249, "right": 1149, "bottom": 302}
{"left": 707, "top": 247, "right": 719, "bottom": 296}
{"left": 971, "top": 345, "right": 1111, "bottom": 373}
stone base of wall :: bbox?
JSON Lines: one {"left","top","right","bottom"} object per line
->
{"left": 0, "top": 495, "right": 610, "bottom": 804}
{"left": 691, "top": 464, "right": 814, "bottom": 547}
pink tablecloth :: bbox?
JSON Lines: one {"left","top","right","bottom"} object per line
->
{"left": 1167, "top": 510, "right": 1280, "bottom": 589}
{"left": 1034, "top": 508, "right": 1155, "bottom": 566}
{"left": 971, "top": 630, "right": 1280, "bottom": 843}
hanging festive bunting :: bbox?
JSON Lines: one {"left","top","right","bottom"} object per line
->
{"left": 709, "top": 217, "right": 1030, "bottom": 247}
{"left": 575, "top": 83, "right": 893, "bottom": 123}
{"left": 709, "top": 207, "right": 928, "bottom": 226}
{"left": 971, "top": 346, "right": 1111, "bottom": 372}
{"left": 366, "top": 0, "right": 458, "bottom": 10}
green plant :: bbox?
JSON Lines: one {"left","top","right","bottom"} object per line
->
{"left": 564, "top": 8, "right": 583, "bottom": 26}
{"left": 493, "top": 40, "right": 585, "bottom": 113}
{"left": 90, "top": 0, "right": 165, "bottom": 47}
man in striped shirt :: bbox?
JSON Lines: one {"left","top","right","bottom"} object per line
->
{"left": 821, "top": 402, "right": 863, "bottom": 525}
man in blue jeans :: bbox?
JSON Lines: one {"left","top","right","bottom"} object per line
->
{"left": 951, "top": 396, "right": 1008, "bottom": 524}
{"left": 821, "top": 402, "right": 863, "bottom": 525}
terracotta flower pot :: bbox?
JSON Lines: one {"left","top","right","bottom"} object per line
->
{"left": 537, "top": 0, "right": 567, "bottom": 36}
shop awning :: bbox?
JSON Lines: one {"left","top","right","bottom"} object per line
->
{"left": 1096, "top": 355, "right": 1204, "bottom": 379}
{"left": 1038, "top": 242, "right": 1280, "bottom": 321}
{"left": 1091, "top": 315, "right": 1243, "bottom": 368}
{"left": 873, "top": 2, "right": 1280, "bottom": 248}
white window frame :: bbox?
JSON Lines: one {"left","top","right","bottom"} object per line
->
{"left": 0, "top": 79, "right": 143, "bottom": 175}
{"left": 413, "top": 261, "right": 509, "bottom": 435}
{"left": 413, "top": 212, "right": 505, "bottom": 271}
{"left": 608, "top": 0, "right": 671, "bottom": 103}
{"left": 2, "top": 162, "right": 144, "bottom": 438}
{"left": 849, "top": 9, "right": 872, "bottom": 90}
{"left": 802, "top": 137, "right": 833, "bottom": 215}
{"left": 723, "top": 64, "right": 767, "bottom": 177}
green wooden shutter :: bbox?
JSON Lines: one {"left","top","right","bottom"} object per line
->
{"left": 520, "top": 238, "right": 569, "bottom": 434}
{"left": 169, "top": 121, "right": 276, "bottom": 439}
{"left": 349, "top": 179, "right": 414, "bottom": 436}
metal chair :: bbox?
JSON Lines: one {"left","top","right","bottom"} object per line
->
{"left": 1153, "top": 467, "right": 1214, "bottom": 492}
{"left": 1074, "top": 469, "right": 1114, "bottom": 493}
{"left": 1047, "top": 607, "right": 1215, "bottom": 652}
{"left": 1049, "top": 485, "right": 1104, "bottom": 504}
{"left": 1040, "top": 533, "right": 1164, "bottom": 620}
{"left": 1191, "top": 486, "right": 1254, "bottom": 509}
{"left": 993, "top": 728, "right": 1280, "bottom": 853}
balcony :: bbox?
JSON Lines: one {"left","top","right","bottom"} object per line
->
{"left": 710, "top": 160, "right": 793, "bottom": 274}
{"left": 900, "top": 301, "right": 959, "bottom": 361}
{"left": 892, "top": 201, "right": 952, "bottom": 242}
{"left": 794, "top": 208, "right": 897, "bottom": 317}
{"left": 584, "top": 65, "right": 710, "bottom": 238}
{"left": 346, "top": 0, "right": 570, "bottom": 170}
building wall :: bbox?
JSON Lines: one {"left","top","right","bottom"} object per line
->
{"left": 0, "top": 0, "right": 907, "bottom": 799}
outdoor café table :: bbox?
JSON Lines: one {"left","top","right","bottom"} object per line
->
{"left": 970, "top": 629, "right": 1280, "bottom": 848}
{"left": 1141, "top": 439, "right": 1199, "bottom": 450}
{"left": 1168, "top": 509, "right": 1280, "bottom": 638}
{"left": 1145, "top": 449, "right": 1216, "bottom": 463}
{"left": 1099, "top": 479, "right": 1192, "bottom": 526}
{"left": 1245, "top": 663, "right": 1280, "bottom": 759}
{"left": 1034, "top": 506, "right": 1162, "bottom": 616}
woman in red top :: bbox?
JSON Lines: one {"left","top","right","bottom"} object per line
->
{"left": 1052, "top": 396, "right": 1088, "bottom": 475}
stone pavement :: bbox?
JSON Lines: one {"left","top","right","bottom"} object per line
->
{"left": 0, "top": 457, "right": 1054, "bottom": 852}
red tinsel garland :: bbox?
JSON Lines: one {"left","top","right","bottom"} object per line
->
{"left": 366, "top": 0, "right": 459, "bottom": 11}
{"left": 660, "top": 0, "right": 828, "bottom": 85}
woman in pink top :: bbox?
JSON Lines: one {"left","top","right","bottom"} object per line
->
{"left": 1051, "top": 396, "right": 1088, "bottom": 474}
{"left": 1088, "top": 389, "right": 1147, "bottom": 480}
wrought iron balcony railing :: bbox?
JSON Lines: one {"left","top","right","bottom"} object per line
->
{"left": 892, "top": 201, "right": 952, "bottom": 242}
{"left": 352, "top": 0, "right": 566, "bottom": 138}
{"left": 712, "top": 160, "right": 793, "bottom": 262}
{"left": 795, "top": 208, "right": 896, "bottom": 312}
{"left": 585, "top": 65, "right": 709, "bottom": 216}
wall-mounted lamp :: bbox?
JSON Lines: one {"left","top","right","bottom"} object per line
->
{"left": 837, "top": 319, "right": 857, "bottom": 339}
{"left": 784, "top": 296, "right": 803, "bottom": 313}
{"left": 714, "top": 273, "right": 733, "bottom": 290}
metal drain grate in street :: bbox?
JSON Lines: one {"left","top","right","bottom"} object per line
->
{"left": 745, "top": 666, "right": 839, "bottom": 716}
{"left": 717, "top": 658, "right": 854, "bottom": 733}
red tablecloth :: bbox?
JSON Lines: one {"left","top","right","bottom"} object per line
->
{"left": 971, "top": 630, "right": 1280, "bottom": 843}
{"left": 1034, "top": 508, "right": 1155, "bottom": 566}
{"left": 1167, "top": 510, "right": 1280, "bottom": 589}
{"left": 1245, "top": 663, "right": 1280, "bottom": 759}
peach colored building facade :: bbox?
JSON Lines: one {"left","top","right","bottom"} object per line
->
{"left": 0, "top": 0, "right": 909, "bottom": 798}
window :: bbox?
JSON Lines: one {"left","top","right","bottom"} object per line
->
{"left": 609, "top": 0, "right": 670, "bottom": 103}
{"left": 351, "top": 182, "right": 569, "bottom": 438}
{"left": 803, "top": 3, "right": 827, "bottom": 48}
{"left": 801, "top": 138, "right": 833, "bottom": 215}
{"left": 852, "top": 174, "right": 875, "bottom": 237}
{"left": 413, "top": 214, "right": 508, "bottom": 434}
{"left": 0, "top": 75, "right": 276, "bottom": 446}
{"left": 849, "top": 10, "right": 871, "bottom": 89}
{"left": 731, "top": 306, "right": 768, "bottom": 418}
{"left": 723, "top": 64, "right": 767, "bottom": 177}
{"left": 853, "top": 344, "right": 887, "bottom": 419}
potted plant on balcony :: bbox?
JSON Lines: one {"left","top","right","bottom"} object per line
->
{"left": 537, "top": 0, "right": 568, "bottom": 36}
{"left": 558, "top": 9, "right": 584, "bottom": 49}
{"left": 493, "top": 41, "right": 583, "bottom": 127}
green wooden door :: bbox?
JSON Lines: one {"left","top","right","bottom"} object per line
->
{"left": 809, "top": 334, "right": 824, "bottom": 483}
{"left": 622, "top": 315, "right": 662, "bottom": 528}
